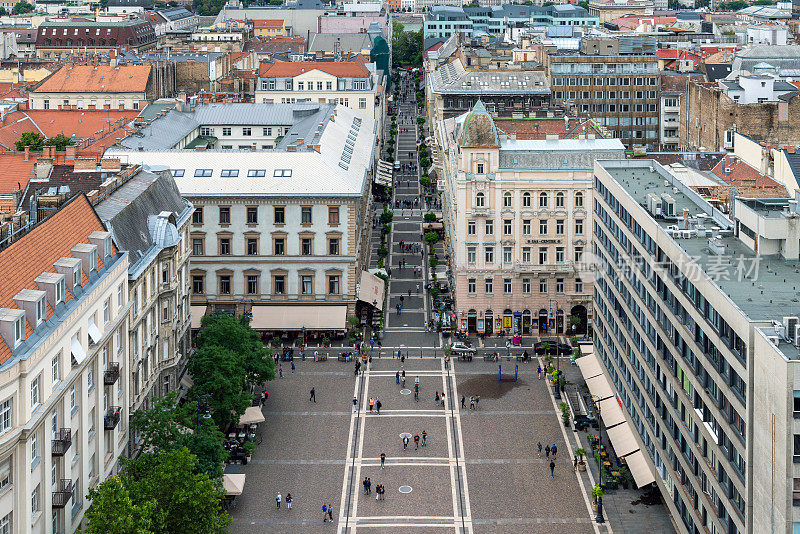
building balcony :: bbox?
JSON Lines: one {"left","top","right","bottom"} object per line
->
{"left": 51, "top": 429, "right": 72, "bottom": 457}
{"left": 104, "top": 363, "right": 120, "bottom": 386}
{"left": 52, "top": 479, "right": 73, "bottom": 509}
{"left": 104, "top": 407, "right": 121, "bottom": 431}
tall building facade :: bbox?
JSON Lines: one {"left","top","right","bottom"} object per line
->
{"left": 592, "top": 158, "right": 800, "bottom": 534}
{"left": 437, "top": 102, "right": 625, "bottom": 335}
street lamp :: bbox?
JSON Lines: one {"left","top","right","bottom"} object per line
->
{"left": 195, "top": 393, "right": 212, "bottom": 432}
{"left": 590, "top": 393, "right": 605, "bottom": 524}
{"left": 548, "top": 299, "right": 562, "bottom": 400}
{"left": 301, "top": 326, "right": 306, "bottom": 360}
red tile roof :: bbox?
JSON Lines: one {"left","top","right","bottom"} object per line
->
{"left": 707, "top": 155, "right": 789, "bottom": 198}
{"left": 0, "top": 151, "right": 36, "bottom": 195}
{"left": 0, "top": 194, "right": 110, "bottom": 363}
{"left": 0, "top": 110, "right": 138, "bottom": 151}
{"left": 252, "top": 19, "right": 284, "bottom": 28}
{"left": 33, "top": 65, "right": 151, "bottom": 94}
{"left": 259, "top": 61, "right": 370, "bottom": 78}
{"left": 494, "top": 117, "right": 607, "bottom": 140}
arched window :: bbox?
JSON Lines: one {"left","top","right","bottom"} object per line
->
{"left": 555, "top": 192, "right": 564, "bottom": 208}
{"left": 503, "top": 191, "right": 512, "bottom": 208}
{"left": 475, "top": 192, "right": 485, "bottom": 207}
{"left": 575, "top": 191, "right": 584, "bottom": 208}
{"left": 539, "top": 192, "right": 548, "bottom": 208}
{"left": 522, "top": 192, "right": 531, "bottom": 207}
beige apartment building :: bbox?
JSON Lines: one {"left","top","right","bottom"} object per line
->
{"left": 0, "top": 194, "right": 130, "bottom": 534}
{"left": 28, "top": 65, "right": 153, "bottom": 111}
{"left": 436, "top": 101, "right": 624, "bottom": 335}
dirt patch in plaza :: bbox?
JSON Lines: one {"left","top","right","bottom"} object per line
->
{"left": 459, "top": 374, "right": 528, "bottom": 399}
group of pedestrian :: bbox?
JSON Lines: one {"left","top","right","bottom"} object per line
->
{"left": 321, "top": 503, "right": 334, "bottom": 522}
{"left": 459, "top": 395, "right": 481, "bottom": 410}
{"left": 275, "top": 492, "right": 293, "bottom": 510}
{"left": 398, "top": 258, "right": 409, "bottom": 269}
{"left": 434, "top": 391, "right": 446, "bottom": 407}
{"left": 396, "top": 367, "right": 407, "bottom": 388}
{"left": 537, "top": 442, "right": 559, "bottom": 459}
{"left": 368, "top": 396, "right": 383, "bottom": 414}
{"left": 401, "top": 430, "right": 428, "bottom": 450}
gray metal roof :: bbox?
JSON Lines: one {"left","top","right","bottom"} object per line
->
{"left": 308, "top": 33, "right": 372, "bottom": 54}
{"left": 430, "top": 58, "right": 550, "bottom": 95}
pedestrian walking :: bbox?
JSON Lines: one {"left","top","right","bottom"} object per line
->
{"left": 260, "top": 391, "right": 266, "bottom": 406}
{"left": 469, "top": 396, "right": 475, "bottom": 410}
{"left": 328, "top": 504, "right": 333, "bottom": 522}
{"left": 537, "top": 366, "right": 542, "bottom": 379}
{"left": 552, "top": 444, "right": 558, "bottom": 459}
{"left": 461, "top": 395, "right": 466, "bottom": 409}
{"left": 397, "top": 349, "right": 402, "bottom": 359}
{"left": 440, "top": 391, "right": 445, "bottom": 407}
{"left": 322, "top": 503, "right": 328, "bottom": 522}
{"left": 376, "top": 399, "right": 382, "bottom": 414}
{"left": 279, "top": 365, "right": 283, "bottom": 378}
{"left": 353, "top": 396, "right": 358, "bottom": 412}
{"left": 286, "top": 493, "right": 293, "bottom": 509}
{"left": 380, "top": 452, "right": 386, "bottom": 469}
{"left": 550, "top": 460, "right": 556, "bottom": 478}
{"left": 276, "top": 492, "right": 282, "bottom": 509}
{"left": 414, "top": 434, "right": 420, "bottom": 450}
{"left": 366, "top": 478, "right": 372, "bottom": 495}
{"left": 573, "top": 456, "right": 578, "bottom": 471}
{"left": 422, "top": 430, "right": 427, "bottom": 446}
{"left": 403, "top": 435, "right": 409, "bottom": 450}
{"left": 435, "top": 391, "right": 440, "bottom": 406}
{"left": 291, "top": 361, "right": 295, "bottom": 373}
{"left": 369, "top": 397, "right": 375, "bottom": 412}
{"left": 537, "top": 442, "right": 543, "bottom": 457}
{"left": 545, "top": 444, "right": 551, "bottom": 458}
{"left": 310, "top": 387, "right": 316, "bottom": 403}
{"left": 396, "top": 370, "right": 400, "bottom": 384}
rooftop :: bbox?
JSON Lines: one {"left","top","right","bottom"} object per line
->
{"left": 258, "top": 61, "right": 370, "bottom": 78}
{"left": 430, "top": 59, "right": 550, "bottom": 95}
{"left": 32, "top": 65, "right": 151, "bottom": 94}
{"left": 599, "top": 160, "right": 800, "bottom": 326}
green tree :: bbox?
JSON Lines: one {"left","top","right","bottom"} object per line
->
{"left": 130, "top": 392, "right": 228, "bottom": 479}
{"left": 83, "top": 477, "right": 156, "bottom": 534}
{"left": 0, "top": 7, "right": 8, "bottom": 15}
{"left": 424, "top": 231, "right": 439, "bottom": 246}
{"left": 122, "top": 448, "right": 229, "bottom": 534}
{"left": 542, "top": 1, "right": 554, "bottom": 5}
{"left": 11, "top": 1, "right": 33, "bottom": 14}
{"left": 392, "top": 22, "right": 423, "bottom": 68}
{"left": 44, "top": 133, "right": 75, "bottom": 151}
{"left": 577, "top": 0, "right": 589, "bottom": 8}
{"left": 15, "top": 131, "right": 44, "bottom": 151}
{"left": 196, "top": 313, "right": 274, "bottom": 388}
{"left": 717, "top": 0, "right": 747, "bottom": 9}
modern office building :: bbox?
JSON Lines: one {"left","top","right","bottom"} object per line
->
{"left": 0, "top": 194, "right": 130, "bottom": 534}
{"left": 590, "top": 158, "right": 800, "bottom": 534}
{"left": 546, "top": 47, "right": 660, "bottom": 150}
{"left": 436, "top": 101, "right": 624, "bottom": 335}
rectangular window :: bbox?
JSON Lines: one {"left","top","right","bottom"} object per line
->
{"left": 0, "top": 399, "right": 10, "bottom": 434}
{"left": 575, "top": 219, "right": 584, "bottom": 234}
{"left": 575, "top": 278, "right": 583, "bottom": 293}
{"left": 467, "top": 221, "right": 476, "bottom": 236}
{"left": 556, "top": 219, "right": 564, "bottom": 235}
{"left": 477, "top": 163, "right": 484, "bottom": 174}
{"left": 220, "top": 169, "right": 239, "bottom": 177}
{"left": 219, "top": 276, "right": 231, "bottom": 295}
{"left": 468, "top": 278, "right": 476, "bottom": 294}
{"left": 219, "top": 238, "right": 231, "bottom": 255}
{"left": 246, "top": 207, "right": 258, "bottom": 224}
{"left": 31, "top": 376, "right": 40, "bottom": 408}
{"left": 556, "top": 247, "right": 565, "bottom": 263}
{"left": 522, "top": 278, "right": 531, "bottom": 294}
{"left": 192, "top": 275, "right": 204, "bottom": 294}
{"left": 246, "top": 238, "right": 258, "bottom": 255}
{"left": 503, "top": 278, "right": 512, "bottom": 294}
{"left": 484, "top": 246, "right": 494, "bottom": 263}
{"left": 219, "top": 207, "right": 230, "bottom": 225}
{"left": 192, "top": 207, "right": 203, "bottom": 224}
{"left": 539, "top": 219, "right": 548, "bottom": 235}
{"left": 301, "top": 238, "right": 312, "bottom": 255}
{"left": 556, "top": 278, "right": 564, "bottom": 294}
{"left": 194, "top": 169, "right": 213, "bottom": 177}
{"left": 301, "top": 276, "right": 313, "bottom": 295}
{"left": 31, "top": 485, "right": 39, "bottom": 514}
{"left": 358, "top": 98, "right": 367, "bottom": 109}
{"left": 0, "top": 458, "right": 9, "bottom": 491}
{"left": 522, "top": 219, "right": 531, "bottom": 235}
{"left": 484, "top": 278, "right": 493, "bottom": 294}
{"left": 503, "top": 219, "right": 512, "bottom": 236}
{"left": 274, "top": 206, "right": 285, "bottom": 224}
{"left": 328, "top": 275, "right": 340, "bottom": 295}
{"left": 467, "top": 246, "right": 476, "bottom": 263}
{"left": 574, "top": 246, "right": 584, "bottom": 263}
{"left": 485, "top": 220, "right": 493, "bottom": 235}
{"left": 273, "top": 275, "right": 285, "bottom": 295}
{"left": 503, "top": 247, "right": 512, "bottom": 264}
{"left": 538, "top": 247, "right": 548, "bottom": 264}
{"left": 301, "top": 206, "right": 312, "bottom": 224}
{"left": 246, "top": 276, "right": 258, "bottom": 295}
{"left": 52, "top": 355, "right": 60, "bottom": 384}
{"left": 539, "top": 279, "right": 547, "bottom": 293}
{"left": 522, "top": 247, "right": 531, "bottom": 263}
{"left": 242, "top": 127, "right": 251, "bottom": 136}
{"left": 192, "top": 238, "right": 204, "bottom": 256}
{"left": 222, "top": 127, "right": 231, "bottom": 136}
{"left": 328, "top": 206, "right": 340, "bottom": 225}
{"left": 274, "top": 238, "right": 285, "bottom": 255}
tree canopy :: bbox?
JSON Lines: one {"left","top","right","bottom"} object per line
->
{"left": 188, "top": 313, "right": 274, "bottom": 428}
{"left": 15, "top": 131, "right": 45, "bottom": 151}
{"left": 45, "top": 133, "right": 75, "bottom": 151}
{"left": 11, "top": 1, "right": 33, "bottom": 14}
{"left": 392, "top": 21, "right": 423, "bottom": 69}
{"left": 84, "top": 448, "right": 229, "bottom": 534}
{"left": 717, "top": 0, "right": 747, "bottom": 9}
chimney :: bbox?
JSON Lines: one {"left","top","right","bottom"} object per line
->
{"left": 683, "top": 208, "right": 689, "bottom": 229}
{"left": 65, "top": 145, "right": 77, "bottom": 159}
{"left": 23, "top": 146, "right": 29, "bottom": 161}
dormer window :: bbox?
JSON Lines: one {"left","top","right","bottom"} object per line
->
{"left": 56, "top": 279, "right": 65, "bottom": 304}
{"left": 89, "top": 249, "right": 97, "bottom": 272}
{"left": 104, "top": 236, "right": 112, "bottom": 258}
{"left": 13, "top": 316, "right": 24, "bottom": 345}
{"left": 73, "top": 268, "right": 81, "bottom": 289}
{"left": 35, "top": 297, "right": 45, "bottom": 326}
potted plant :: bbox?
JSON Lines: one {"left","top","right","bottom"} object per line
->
{"left": 559, "top": 401, "right": 571, "bottom": 427}
{"left": 550, "top": 368, "right": 559, "bottom": 386}
{"left": 322, "top": 336, "right": 331, "bottom": 348}
{"left": 587, "top": 434, "right": 598, "bottom": 450}
{"left": 591, "top": 484, "right": 605, "bottom": 511}
{"left": 575, "top": 448, "right": 587, "bottom": 471}
{"left": 243, "top": 440, "right": 255, "bottom": 465}
{"left": 619, "top": 465, "right": 632, "bottom": 489}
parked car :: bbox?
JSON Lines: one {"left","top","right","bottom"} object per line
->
{"left": 533, "top": 340, "right": 573, "bottom": 356}
{"left": 451, "top": 342, "right": 475, "bottom": 354}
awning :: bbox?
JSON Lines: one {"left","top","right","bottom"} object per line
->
{"left": 71, "top": 336, "right": 87, "bottom": 365}
{"left": 623, "top": 450, "right": 656, "bottom": 488}
{"left": 585, "top": 374, "right": 614, "bottom": 401}
{"left": 190, "top": 306, "right": 207, "bottom": 329}
{"left": 598, "top": 396, "right": 627, "bottom": 428}
{"left": 358, "top": 271, "right": 385, "bottom": 311}
{"left": 87, "top": 320, "right": 103, "bottom": 344}
{"left": 579, "top": 343, "right": 594, "bottom": 356}
{"left": 375, "top": 160, "right": 393, "bottom": 187}
{"left": 250, "top": 305, "right": 347, "bottom": 330}
{"left": 239, "top": 406, "right": 265, "bottom": 425}
{"left": 606, "top": 422, "right": 639, "bottom": 457}
{"left": 223, "top": 473, "right": 246, "bottom": 496}
{"left": 576, "top": 352, "right": 603, "bottom": 380}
